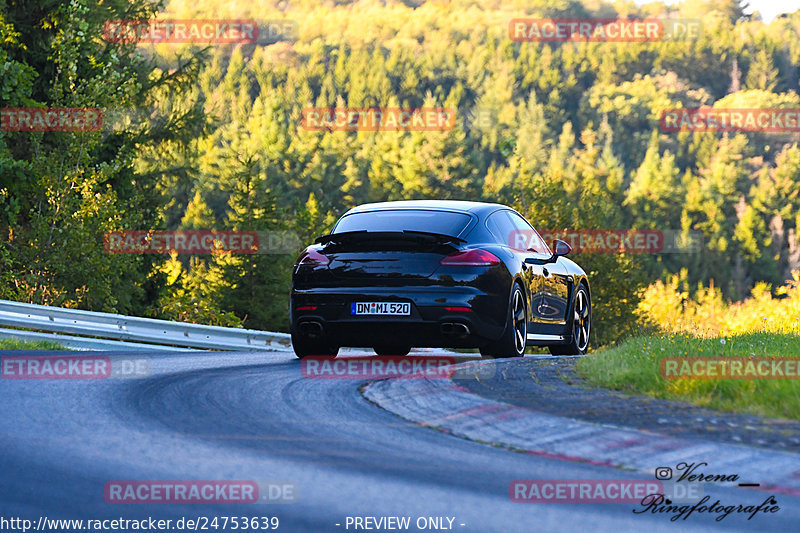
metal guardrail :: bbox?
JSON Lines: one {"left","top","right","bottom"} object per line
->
{"left": 0, "top": 327, "right": 197, "bottom": 352}
{"left": 0, "top": 300, "right": 291, "bottom": 351}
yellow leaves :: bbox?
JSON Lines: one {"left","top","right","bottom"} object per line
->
{"left": 156, "top": 253, "right": 183, "bottom": 287}
{"left": 640, "top": 270, "right": 800, "bottom": 336}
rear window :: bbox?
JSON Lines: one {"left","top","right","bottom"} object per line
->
{"left": 333, "top": 209, "right": 471, "bottom": 237}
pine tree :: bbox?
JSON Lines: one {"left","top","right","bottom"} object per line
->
{"left": 625, "top": 131, "right": 683, "bottom": 227}
{"left": 745, "top": 48, "right": 779, "bottom": 92}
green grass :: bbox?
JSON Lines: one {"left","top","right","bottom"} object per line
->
{"left": 576, "top": 333, "right": 800, "bottom": 422}
{"left": 0, "top": 338, "right": 65, "bottom": 350}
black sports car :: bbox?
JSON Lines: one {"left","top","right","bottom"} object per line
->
{"left": 290, "top": 200, "right": 591, "bottom": 358}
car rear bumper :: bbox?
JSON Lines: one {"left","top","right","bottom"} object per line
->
{"left": 290, "top": 285, "right": 507, "bottom": 347}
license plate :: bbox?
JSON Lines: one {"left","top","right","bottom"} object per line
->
{"left": 351, "top": 302, "right": 411, "bottom": 316}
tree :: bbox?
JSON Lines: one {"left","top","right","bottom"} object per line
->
{"left": 745, "top": 48, "right": 780, "bottom": 92}
{"left": 0, "top": 0, "right": 206, "bottom": 312}
{"left": 515, "top": 125, "right": 647, "bottom": 346}
{"left": 625, "top": 131, "right": 683, "bottom": 228}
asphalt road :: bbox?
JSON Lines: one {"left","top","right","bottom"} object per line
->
{"left": 1, "top": 349, "right": 798, "bottom": 533}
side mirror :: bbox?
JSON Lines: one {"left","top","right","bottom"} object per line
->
{"left": 524, "top": 239, "right": 571, "bottom": 265}
{"left": 552, "top": 239, "right": 571, "bottom": 257}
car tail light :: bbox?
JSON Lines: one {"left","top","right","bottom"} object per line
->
{"left": 296, "top": 306, "right": 318, "bottom": 311}
{"left": 444, "top": 306, "right": 472, "bottom": 312}
{"left": 440, "top": 249, "right": 500, "bottom": 266}
{"left": 297, "top": 247, "right": 329, "bottom": 266}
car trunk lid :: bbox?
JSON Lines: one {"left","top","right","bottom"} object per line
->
{"left": 319, "top": 231, "right": 462, "bottom": 280}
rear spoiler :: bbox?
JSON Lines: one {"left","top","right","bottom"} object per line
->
{"left": 315, "top": 230, "right": 466, "bottom": 245}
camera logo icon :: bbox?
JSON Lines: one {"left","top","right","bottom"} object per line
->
{"left": 655, "top": 467, "right": 673, "bottom": 480}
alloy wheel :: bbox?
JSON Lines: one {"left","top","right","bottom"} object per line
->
{"left": 512, "top": 288, "right": 526, "bottom": 354}
{"left": 573, "top": 288, "right": 590, "bottom": 352}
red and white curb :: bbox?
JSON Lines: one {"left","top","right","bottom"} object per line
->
{"left": 362, "top": 373, "right": 800, "bottom": 496}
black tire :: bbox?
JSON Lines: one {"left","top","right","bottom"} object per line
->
{"left": 291, "top": 330, "right": 339, "bottom": 359}
{"left": 548, "top": 283, "right": 591, "bottom": 356}
{"left": 480, "top": 283, "right": 526, "bottom": 358}
{"left": 373, "top": 345, "right": 412, "bottom": 356}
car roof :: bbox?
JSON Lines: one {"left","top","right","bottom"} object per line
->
{"left": 344, "top": 200, "right": 510, "bottom": 217}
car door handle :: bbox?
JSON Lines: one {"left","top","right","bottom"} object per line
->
{"left": 524, "top": 257, "right": 547, "bottom": 265}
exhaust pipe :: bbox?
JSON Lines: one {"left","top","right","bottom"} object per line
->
{"left": 299, "top": 320, "right": 324, "bottom": 338}
{"left": 441, "top": 322, "right": 470, "bottom": 337}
